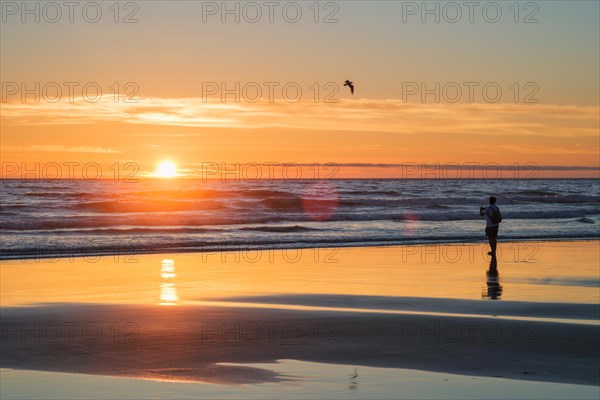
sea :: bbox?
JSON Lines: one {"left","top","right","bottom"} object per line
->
{"left": 1, "top": 179, "right": 599, "bottom": 259}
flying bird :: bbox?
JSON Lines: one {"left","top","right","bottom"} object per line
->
{"left": 344, "top": 80, "right": 354, "bottom": 95}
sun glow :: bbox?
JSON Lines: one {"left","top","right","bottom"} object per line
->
{"left": 155, "top": 161, "right": 177, "bottom": 178}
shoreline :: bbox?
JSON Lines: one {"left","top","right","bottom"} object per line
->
{"left": 2, "top": 237, "right": 598, "bottom": 262}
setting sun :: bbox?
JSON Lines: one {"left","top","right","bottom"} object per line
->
{"left": 1, "top": 2, "right": 599, "bottom": 398}
{"left": 155, "top": 161, "right": 177, "bottom": 178}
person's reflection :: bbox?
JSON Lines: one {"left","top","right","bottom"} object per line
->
{"left": 482, "top": 255, "right": 503, "bottom": 300}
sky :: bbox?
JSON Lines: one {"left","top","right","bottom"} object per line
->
{"left": 1, "top": 0, "right": 599, "bottom": 178}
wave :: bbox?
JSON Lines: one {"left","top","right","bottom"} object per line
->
{"left": 4, "top": 188, "right": 599, "bottom": 217}
{"left": 509, "top": 194, "right": 600, "bottom": 204}
{"left": 0, "top": 225, "right": 324, "bottom": 235}
{"left": 576, "top": 217, "right": 595, "bottom": 224}
{"left": 338, "top": 189, "right": 401, "bottom": 196}
{"left": 2, "top": 179, "right": 599, "bottom": 259}
{"left": 24, "top": 191, "right": 97, "bottom": 198}
{"left": 505, "top": 190, "right": 558, "bottom": 196}
{"left": 239, "top": 225, "right": 324, "bottom": 233}
{"left": 2, "top": 208, "right": 599, "bottom": 230}
{"left": 2, "top": 232, "right": 599, "bottom": 260}
{"left": 74, "top": 199, "right": 226, "bottom": 213}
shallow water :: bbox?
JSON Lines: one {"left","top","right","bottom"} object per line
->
{"left": 2, "top": 242, "right": 598, "bottom": 306}
{"left": 2, "top": 360, "right": 599, "bottom": 400}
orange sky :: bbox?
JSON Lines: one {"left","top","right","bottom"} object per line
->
{"left": 1, "top": 98, "right": 598, "bottom": 178}
{"left": 1, "top": 1, "right": 599, "bottom": 179}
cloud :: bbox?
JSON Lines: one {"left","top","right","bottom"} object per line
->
{"left": 2, "top": 145, "right": 122, "bottom": 154}
{"left": 1, "top": 97, "right": 598, "bottom": 140}
{"left": 179, "top": 162, "right": 599, "bottom": 172}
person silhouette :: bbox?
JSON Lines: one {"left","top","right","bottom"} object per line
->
{"left": 482, "top": 255, "right": 503, "bottom": 300}
{"left": 480, "top": 196, "right": 501, "bottom": 256}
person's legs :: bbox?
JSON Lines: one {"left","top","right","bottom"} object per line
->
{"left": 489, "top": 235, "right": 497, "bottom": 254}
{"left": 485, "top": 227, "right": 498, "bottom": 255}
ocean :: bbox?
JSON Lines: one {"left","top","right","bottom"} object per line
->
{"left": 1, "top": 179, "right": 598, "bottom": 259}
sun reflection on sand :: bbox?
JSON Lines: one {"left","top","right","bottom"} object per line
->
{"left": 160, "top": 259, "right": 178, "bottom": 305}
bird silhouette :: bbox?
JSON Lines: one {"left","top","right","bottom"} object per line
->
{"left": 344, "top": 80, "right": 354, "bottom": 95}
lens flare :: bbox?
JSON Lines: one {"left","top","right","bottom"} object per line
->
{"left": 301, "top": 181, "right": 339, "bottom": 221}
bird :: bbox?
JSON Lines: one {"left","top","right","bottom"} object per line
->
{"left": 344, "top": 80, "right": 354, "bottom": 95}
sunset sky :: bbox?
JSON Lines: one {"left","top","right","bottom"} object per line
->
{"left": 1, "top": 0, "right": 598, "bottom": 178}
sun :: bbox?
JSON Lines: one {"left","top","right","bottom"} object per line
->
{"left": 155, "top": 161, "right": 177, "bottom": 178}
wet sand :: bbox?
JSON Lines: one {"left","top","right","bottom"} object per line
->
{"left": 2, "top": 302, "right": 599, "bottom": 385}
{"left": 1, "top": 241, "right": 599, "bottom": 394}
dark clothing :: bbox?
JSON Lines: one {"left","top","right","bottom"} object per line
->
{"left": 485, "top": 226, "right": 499, "bottom": 238}
{"left": 483, "top": 205, "right": 500, "bottom": 228}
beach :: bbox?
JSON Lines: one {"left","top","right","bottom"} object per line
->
{"left": 2, "top": 0, "right": 599, "bottom": 397}
{"left": 1, "top": 240, "right": 599, "bottom": 398}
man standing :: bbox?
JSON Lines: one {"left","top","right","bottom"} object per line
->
{"left": 480, "top": 196, "right": 501, "bottom": 256}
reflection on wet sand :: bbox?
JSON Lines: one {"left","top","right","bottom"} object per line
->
{"left": 1, "top": 302, "right": 598, "bottom": 386}
{"left": 1, "top": 242, "right": 598, "bottom": 388}
{"left": 160, "top": 259, "right": 178, "bottom": 305}
{"left": 482, "top": 256, "right": 503, "bottom": 300}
